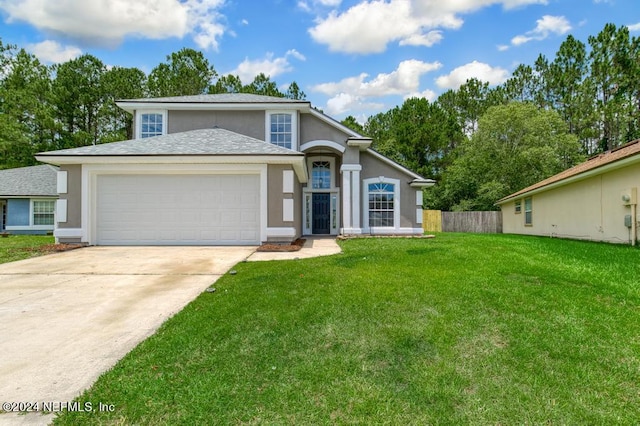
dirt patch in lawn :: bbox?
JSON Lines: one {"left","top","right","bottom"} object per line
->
{"left": 257, "top": 238, "right": 306, "bottom": 252}
{"left": 20, "top": 243, "right": 85, "bottom": 255}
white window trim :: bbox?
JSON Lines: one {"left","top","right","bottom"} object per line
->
{"left": 136, "top": 110, "right": 167, "bottom": 139}
{"left": 265, "top": 110, "right": 298, "bottom": 151}
{"left": 30, "top": 199, "right": 56, "bottom": 230}
{"left": 363, "top": 177, "right": 400, "bottom": 233}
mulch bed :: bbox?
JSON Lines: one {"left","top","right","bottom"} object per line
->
{"left": 21, "top": 243, "right": 85, "bottom": 255}
{"left": 337, "top": 234, "right": 436, "bottom": 240}
{"left": 256, "top": 238, "right": 306, "bottom": 252}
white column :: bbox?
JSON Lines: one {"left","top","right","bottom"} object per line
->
{"left": 351, "top": 168, "right": 361, "bottom": 231}
{"left": 342, "top": 169, "right": 351, "bottom": 231}
{"left": 341, "top": 164, "right": 362, "bottom": 234}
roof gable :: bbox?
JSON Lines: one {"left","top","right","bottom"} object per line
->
{"left": 0, "top": 165, "right": 58, "bottom": 197}
{"left": 498, "top": 139, "right": 640, "bottom": 203}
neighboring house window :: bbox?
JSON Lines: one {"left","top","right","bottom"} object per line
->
{"left": 368, "top": 182, "right": 395, "bottom": 227}
{"left": 312, "top": 161, "right": 331, "bottom": 189}
{"left": 515, "top": 200, "right": 522, "bottom": 214}
{"left": 33, "top": 200, "right": 55, "bottom": 226}
{"left": 524, "top": 197, "right": 532, "bottom": 225}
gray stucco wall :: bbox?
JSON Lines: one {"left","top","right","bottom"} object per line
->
{"left": 300, "top": 114, "right": 351, "bottom": 146}
{"left": 267, "top": 164, "right": 301, "bottom": 241}
{"left": 168, "top": 110, "right": 265, "bottom": 140}
{"left": 360, "top": 151, "right": 420, "bottom": 229}
{"left": 58, "top": 165, "right": 82, "bottom": 230}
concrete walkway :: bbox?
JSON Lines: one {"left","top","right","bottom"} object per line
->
{"left": 247, "top": 236, "right": 342, "bottom": 261}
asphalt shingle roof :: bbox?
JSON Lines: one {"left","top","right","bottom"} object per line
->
{"left": 0, "top": 165, "right": 58, "bottom": 197}
{"left": 38, "top": 127, "right": 303, "bottom": 157}
{"left": 498, "top": 139, "right": 640, "bottom": 203}
{"left": 118, "top": 93, "right": 308, "bottom": 104}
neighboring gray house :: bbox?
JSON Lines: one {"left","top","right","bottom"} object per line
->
{"left": 36, "top": 94, "right": 433, "bottom": 246}
{"left": 0, "top": 165, "right": 58, "bottom": 235}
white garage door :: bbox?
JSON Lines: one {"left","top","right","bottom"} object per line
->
{"left": 96, "top": 174, "right": 260, "bottom": 245}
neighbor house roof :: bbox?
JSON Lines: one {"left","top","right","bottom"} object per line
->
{"left": 37, "top": 127, "right": 304, "bottom": 157}
{"left": 497, "top": 139, "right": 640, "bottom": 204}
{"left": 0, "top": 165, "right": 58, "bottom": 197}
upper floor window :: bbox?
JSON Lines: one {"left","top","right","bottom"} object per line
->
{"left": 266, "top": 111, "right": 297, "bottom": 150}
{"left": 137, "top": 111, "right": 167, "bottom": 139}
{"left": 141, "top": 113, "right": 163, "bottom": 138}
{"left": 270, "top": 113, "right": 292, "bottom": 148}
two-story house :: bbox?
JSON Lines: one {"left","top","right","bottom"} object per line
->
{"left": 36, "top": 94, "right": 433, "bottom": 246}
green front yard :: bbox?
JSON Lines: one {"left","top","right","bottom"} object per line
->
{"left": 0, "top": 234, "right": 55, "bottom": 264}
{"left": 50, "top": 234, "right": 639, "bottom": 424}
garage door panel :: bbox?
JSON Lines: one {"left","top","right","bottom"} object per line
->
{"left": 96, "top": 174, "right": 260, "bottom": 245}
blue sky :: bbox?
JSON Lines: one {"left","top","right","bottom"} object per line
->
{"left": 1, "top": 0, "right": 638, "bottom": 122}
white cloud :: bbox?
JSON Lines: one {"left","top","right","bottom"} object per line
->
{"left": 309, "top": 0, "right": 548, "bottom": 54}
{"left": 312, "top": 59, "right": 441, "bottom": 116}
{"left": 511, "top": 15, "right": 571, "bottom": 46}
{"left": 399, "top": 31, "right": 443, "bottom": 47}
{"left": 312, "top": 59, "right": 442, "bottom": 97}
{"left": 325, "top": 93, "right": 385, "bottom": 116}
{"left": 435, "top": 61, "right": 509, "bottom": 89}
{"left": 26, "top": 40, "right": 82, "bottom": 63}
{"left": 229, "top": 50, "right": 306, "bottom": 83}
{"left": 628, "top": 22, "right": 640, "bottom": 32}
{"left": 0, "top": 0, "right": 227, "bottom": 50}
{"left": 497, "top": 44, "right": 510, "bottom": 51}
{"left": 404, "top": 89, "right": 437, "bottom": 102}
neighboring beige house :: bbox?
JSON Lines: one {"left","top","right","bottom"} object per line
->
{"left": 497, "top": 139, "right": 640, "bottom": 245}
{"left": 35, "top": 94, "right": 434, "bottom": 246}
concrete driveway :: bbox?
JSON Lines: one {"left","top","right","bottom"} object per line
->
{"left": 0, "top": 246, "right": 255, "bottom": 425}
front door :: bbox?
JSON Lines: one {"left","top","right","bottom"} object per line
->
{"left": 312, "top": 193, "right": 330, "bottom": 234}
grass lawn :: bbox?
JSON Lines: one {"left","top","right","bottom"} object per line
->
{"left": 0, "top": 234, "right": 56, "bottom": 264}
{"left": 54, "top": 234, "right": 640, "bottom": 424}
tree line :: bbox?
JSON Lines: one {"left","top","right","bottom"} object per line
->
{"left": 0, "top": 45, "right": 306, "bottom": 169}
{"left": 344, "top": 23, "right": 640, "bottom": 210}
{"left": 1, "top": 23, "right": 638, "bottom": 211}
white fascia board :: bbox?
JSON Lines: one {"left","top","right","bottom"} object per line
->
{"left": 365, "top": 148, "right": 425, "bottom": 181}
{"left": 116, "top": 101, "right": 311, "bottom": 114}
{"left": 36, "top": 154, "right": 300, "bottom": 165}
{"left": 496, "top": 153, "right": 640, "bottom": 204}
{"left": 308, "top": 108, "right": 363, "bottom": 138}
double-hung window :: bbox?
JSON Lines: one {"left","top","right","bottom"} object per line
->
{"left": 368, "top": 182, "right": 395, "bottom": 227}
{"left": 33, "top": 200, "right": 55, "bottom": 226}
{"left": 137, "top": 111, "right": 166, "bottom": 139}
{"left": 266, "top": 111, "right": 297, "bottom": 150}
{"left": 270, "top": 113, "right": 292, "bottom": 148}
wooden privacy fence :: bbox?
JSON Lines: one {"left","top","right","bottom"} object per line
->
{"left": 423, "top": 210, "right": 502, "bottom": 234}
